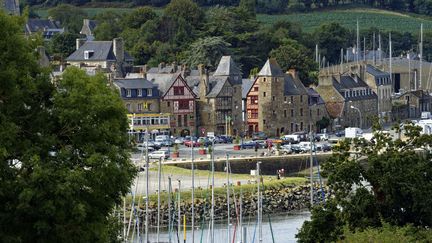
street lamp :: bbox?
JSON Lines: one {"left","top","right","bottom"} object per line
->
{"left": 350, "top": 105, "right": 362, "bottom": 128}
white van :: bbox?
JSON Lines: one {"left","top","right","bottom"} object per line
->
{"left": 155, "top": 135, "right": 172, "bottom": 146}
{"left": 148, "top": 150, "right": 170, "bottom": 159}
{"left": 281, "top": 134, "right": 301, "bottom": 143}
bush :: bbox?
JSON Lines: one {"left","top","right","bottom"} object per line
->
{"left": 287, "top": 3, "right": 307, "bottom": 13}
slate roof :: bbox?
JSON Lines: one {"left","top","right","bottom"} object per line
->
{"left": 26, "top": 19, "right": 62, "bottom": 33}
{"left": 206, "top": 76, "right": 229, "bottom": 98}
{"left": 151, "top": 72, "right": 178, "bottom": 94}
{"left": 307, "top": 88, "right": 326, "bottom": 105}
{"left": 366, "top": 64, "right": 389, "bottom": 78}
{"left": 113, "top": 78, "right": 154, "bottom": 89}
{"left": 335, "top": 75, "right": 378, "bottom": 101}
{"left": 2, "top": 0, "right": 19, "bottom": 15}
{"left": 242, "top": 79, "right": 253, "bottom": 99}
{"left": 66, "top": 41, "right": 134, "bottom": 62}
{"left": 258, "top": 59, "right": 284, "bottom": 76}
{"left": 214, "top": 56, "right": 242, "bottom": 76}
{"left": 284, "top": 74, "right": 308, "bottom": 96}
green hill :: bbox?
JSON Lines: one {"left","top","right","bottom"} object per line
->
{"left": 257, "top": 8, "right": 432, "bottom": 33}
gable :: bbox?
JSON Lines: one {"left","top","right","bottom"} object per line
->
{"left": 162, "top": 74, "right": 197, "bottom": 100}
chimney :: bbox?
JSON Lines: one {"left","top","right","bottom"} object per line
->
{"left": 76, "top": 38, "right": 86, "bottom": 50}
{"left": 287, "top": 68, "right": 297, "bottom": 79}
{"left": 198, "top": 64, "right": 209, "bottom": 99}
{"left": 113, "top": 38, "right": 124, "bottom": 62}
{"left": 83, "top": 19, "right": 90, "bottom": 27}
{"left": 172, "top": 62, "right": 177, "bottom": 72}
{"left": 318, "top": 72, "right": 333, "bottom": 86}
{"left": 158, "top": 62, "right": 165, "bottom": 72}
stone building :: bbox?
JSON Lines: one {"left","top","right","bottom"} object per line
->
{"left": 316, "top": 71, "right": 378, "bottom": 130}
{"left": 66, "top": 38, "right": 133, "bottom": 78}
{"left": 25, "top": 18, "right": 64, "bottom": 40}
{"left": 246, "top": 59, "right": 310, "bottom": 137}
{"left": 194, "top": 56, "right": 243, "bottom": 136}
{"left": 113, "top": 78, "right": 170, "bottom": 141}
{"left": 392, "top": 90, "right": 432, "bottom": 120}
{"left": 80, "top": 19, "right": 97, "bottom": 41}
{"left": 307, "top": 88, "right": 330, "bottom": 133}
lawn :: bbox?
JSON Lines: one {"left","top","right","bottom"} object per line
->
{"left": 257, "top": 8, "right": 432, "bottom": 33}
{"left": 148, "top": 165, "right": 256, "bottom": 180}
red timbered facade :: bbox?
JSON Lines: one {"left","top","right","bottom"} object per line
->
{"left": 161, "top": 73, "right": 197, "bottom": 136}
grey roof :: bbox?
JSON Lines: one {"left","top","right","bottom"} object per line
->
{"left": 340, "top": 75, "right": 369, "bottom": 88}
{"left": 307, "top": 88, "right": 325, "bottom": 105}
{"left": 242, "top": 79, "right": 253, "bottom": 99}
{"left": 2, "top": 0, "right": 19, "bottom": 15}
{"left": 258, "top": 59, "right": 284, "bottom": 77}
{"left": 334, "top": 75, "right": 377, "bottom": 101}
{"left": 26, "top": 19, "right": 62, "bottom": 33}
{"left": 214, "top": 56, "right": 242, "bottom": 76}
{"left": 66, "top": 41, "right": 133, "bottom": 62}
{"left": 283, "top": 74, "right": 308, "bottom": 96}
{"left": 113, "top": 78, "right": 154, "bottom": 89}
{"left": 151, "top": 73, "right": 178, "bottom": 94}
{"left": 366, "top": 64, "right": 389, "bottom": 77}
{"left": 207, "top": 76, "right": 229, "bottom": 98}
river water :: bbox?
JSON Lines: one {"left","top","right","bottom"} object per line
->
{"left": 132, "top": 211, "right": 310, "bottom": 243}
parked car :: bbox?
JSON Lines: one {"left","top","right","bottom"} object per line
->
{"left": 148, "top": 150, "right": 170, "bottom": 159}
{"left": 255, "top": 140, "right": 268, "bottom": 148}
{"left": 316, "top": 143, "right": 332, "bottom": 152}
{"left": 335, "top": 130, "right": 345, "bottom": 137}
{"left": 252, "top": 132, "right": 268, "bottom": 141}
{"left": 219, "top": 135, "right": 233, "bottom": 143}
{"left": 290, "top": 144, "right": 302, "bottom": 153}
{"left": 174, "top": 137, "right": 185, "bottom": 144}
{"left": 155, "top": 135, "right": 173, "bottom": 147}
{"left": 241, "top": 140, "right": 259, "bottom": 149}
{"left": 316, "top": 133, "right": 329, "bottom": 141}
{"left": 273, "top": 145, "right": 292, "bottom": 154}
{"left": 136, "top": 144, "right": 155, "bottom": 152}
{"left": 184, "top": 138, "right": 201, "bottom": 147}
{"left": 198, "top": 137, "right": 212, "bottom": 147}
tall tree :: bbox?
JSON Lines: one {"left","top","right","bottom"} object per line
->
{"left": 183, "top": 36, "right": 231, "bottom": 69}
{"left": 313, "top": 22, "right": 351, "bottom": 64}
{"left": 297, "top": 123, "right": 432, "bottom": 242}
{"left": 0, "top": 12, "right": 136, "bottom": 242}
{"left": 47, "top": 4, "right": 87, "bottom": 34}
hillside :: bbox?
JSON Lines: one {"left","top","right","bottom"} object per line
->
{"left": 35, "top": 7, "right": 432, "bottom": 33}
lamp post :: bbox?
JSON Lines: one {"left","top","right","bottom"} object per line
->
{"left": 350, "top": 105, "right": 362, "bottom": 128}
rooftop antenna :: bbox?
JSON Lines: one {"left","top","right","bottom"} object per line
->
{"left": 373, "top": 32, "right": 376, "bottom": 65}
{"left": 356, "top": 19, "right": 360, "bottom": 64}
{"left": 420, "top": 23, "right": 423, "bottom": 90}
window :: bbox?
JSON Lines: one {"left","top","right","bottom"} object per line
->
{"left": 177, "top": 115, "right": 182, "bottom": 127}
{"left": 263, "top": 92, "right": 266, "bottom": 97}
{"left": 284, "top": 110, "right": 287, "bottom": 117}
{"left": 250, "top": 96, "right": 258, "bottom": 104}
{"left": 184, "top": 114, "right": 187, "bottom": 125}
{"left": 272, "top": 96, "right": 275, "bottom": 101}
{"left": 273, "top": 110, "right": 276, "bottom": 115}
{"left": 148, "top": 88, "right": 153, "bottom": 96}
{"left": 254, "top": 87, "right": 259, "bottom": 91}
{"left": 137, "top": 103, "right": 143, "bottom": 111}
{"left": 263, "top": 78, "right": 266, "bottom": 82}
{"left": 291, "top": 109, "right": 294, "bottom": 117}
{"left": 300, "top": 108, "right": 303, "bottom": 116}
{"left": 290, "top": 123, "right": 294, "bottom": 132}
{"left": 173, "top": 87, "right": 184, "bottom": 95}
{"left": 284, "top": 97, "right": 287, "bottom": 102}
{"left": 300, "top": 95, "right": 303, "bottom": 102}
{"left": 126, "top": 89, "right": 131, "bottom": 97}
{"left": 126, "top": 103, "right": 131, "bottom": 111}
{"left": 167, "top": 101, "right": 170, "bottom": 107}
{"left": 290, "top": 96, "right": 294, "bottom": 103}
{"left": 263, "top": 119, "right": 266, "bottom": 124}
{"left": 300, "top": 122, "right": 303, "bottom": 131}
{"left": 179, "top": 100, "right": 189, "bottom": 110}
{"left": 84, "top": 50, "right": 94, "bottom": 59}
{"left": 138, "top": 89, "right": 142, "bottom": 97}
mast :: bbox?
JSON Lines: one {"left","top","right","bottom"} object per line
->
{"left": 379, "top": 33, "right": 382, "bottom": 64}
{"left": 257, "top": 161, "right": 262, "bottom": 243}
{"left": 356, "top": 19, "right": 360, "bottom": 64}
{"left": 340, "top": 48, "right": 343, "bottom": 73}
{"left": 239, "top": 181, "right": 243, "bottom": 243}
{"left": 226, "top": 154, "right": 231, "bottom": 243}
{"left": 420, "top": 23, "right": 423, "bottom": 90}
{"left": 168, "top": 176, "right": 172, "bottom": 243}
{"left": 363, "top": 36, "right": 366, "bottom": 61}
{"left": 315, "top": 44, "right": 319, "bottom": 63}
{"left": 157, "top": 157, "right": 162, "bottom": 243}
{"left": 389, "top": 32, "right": 393, "bottom": 86}
{"left": 178, "top": 180, "right": 181, "bottom": 242}
{"left": 145, "top": 128, "right": 149, "bottom": 243}
{"left": 191, "top": 138, "right": 195, "bottom": 243}
{"left": 310, "top": 126, "right": 314, "bottom": 207}
{"left": 211, "top": 141, "right": 215, "bottom": 243}
{"left": 373, "top": 32, "right": 376, "bottom": 65}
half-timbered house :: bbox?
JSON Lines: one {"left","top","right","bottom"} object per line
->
{"left": 158, "top": 73, "right": 198, "bottom": 137}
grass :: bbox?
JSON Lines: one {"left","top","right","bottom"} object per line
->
{"left": 149, "top": 165, "right": 256, "bottom": 180}
{"left": 256, "top": 8, "right": 432, "bottom": 33}
{"left": 127, "top": 177, "right": 306, "bottom": 205}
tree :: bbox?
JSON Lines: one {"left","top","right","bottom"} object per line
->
{"left": 297, "top": 123, "right": 432, "bottom": 242}
{"left": 183, "top": 36, "right": 231, "bottom": 69}
{"left": 164, "top": 0, "right": 204, "bottom": 27}
{"left": 49, "top": 32, "right": 81, "bottom": 61}
{"left": 239, "top": 0, "right": 256, "bottom": 16}
{"left": 122, "top": 7, "right": 157, "bottom": 29}
{"left": 47, "top": 4, "right": 87, "bottom": 34}
{"left": 270, "top": 39, "right": 318, "bottom": 86}
{"left": 313, "top": 23, "right": 351, "bottom": 64}
{"left": 93, "top": 11, "right": 123, "bottom": 41}
{"left": 0, "top": 12, "right": 136, "bottom": 242}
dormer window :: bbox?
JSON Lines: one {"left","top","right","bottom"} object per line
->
{"left": 126, "top": 89, "right": 131, "bottom": 97}
{"left": 148, "top": 88, "right": 153, "bottom": 96}
{"left": 84, "top": 50, "right": 94, "bottom": 60}
{"left": 138, "top": 89, "right": 142, "bottom": 97}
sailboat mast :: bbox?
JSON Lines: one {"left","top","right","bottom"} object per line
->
{"left": 178, "top": 180, "right": 181, "bottom": 242}
{"left": 157, "top": 157, "right": 162, "bottom": 243}
{"left": 379, "top": 33, "right": 382, "bottom": 64}
{"left": 389, "top": 32, "right": 393, "bottom": 86}
{"left": 315, "top": 44, "right": 319, "bottom": 63}
{"left": 373, "top": 32, "right": 376, "bottom": 65}
{"left": 168, "top": 176, "right": 172, "bottom": 243}
{"left": 211, "top": 141, "right": 215, "bottom": 243}
{"left": 363, "top": 36, "right": 366, "bottom": 61}
{"left": 420, "top": 23, "right": 423, "bottom": 90}
{"left": 309, "top": 128, "right": 314, "bottom": 206}
{"left": 226, "top": 154, "right": 231, "bottom": 243}
{"left": 356, "top": 19, "right": 360, "bottom": 64}
{"left": 191, "top": 139, "right": 195, "bottom": 243}
{"left": 145, "top": 128, "right": 149, "bottom": 243}
{"left": 239, "top": 181, "right": 243, "bottom": 243}
{"left": 257, "top": 162, "right": 262, "bottom": 243}
{"left": 340, "top": 48, "right": 343, "bottom": 73}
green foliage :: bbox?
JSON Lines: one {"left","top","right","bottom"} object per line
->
{"left": 297, "top": 123, "right": 432, "bottom": 241}
{"left": 183, "top": 36, "right": 231, "bottom": 69}
{"left": 49, "top": 32, "right": 81, "bottom": 60}
{"left": 93, "top": 10, "right": 124, "bottom": 40}
{"left": 0, "top": 12, "right": 136, "bottom": 241}
{"left": 47, "top": 4, "right": 88, "bottom": 34}
{"left": 164, "top": 0, "right": 204, "bottom": 27}
{"left": 122, "top": 6, "right": 157, "bottom": 29}
{"left": 316, "top": 116, "right": 330, "bottom": 131}
{"left": 270, "top": 39, "right": 317, "bottom": 86}
{"left": 313, "top": 22, "right": 351, "bottom": 64}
